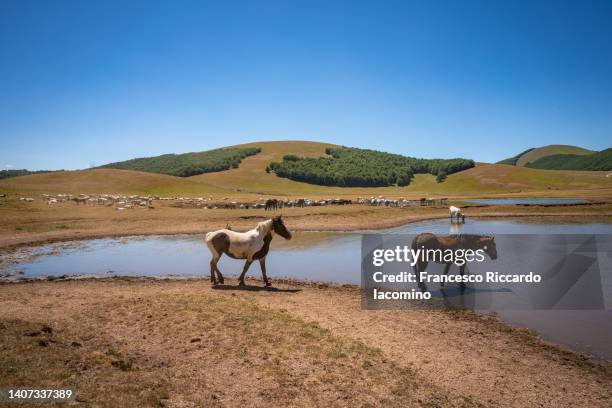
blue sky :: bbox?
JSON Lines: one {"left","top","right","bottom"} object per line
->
{"left": 1, "top": 0, "right": 611, "bottom": 170}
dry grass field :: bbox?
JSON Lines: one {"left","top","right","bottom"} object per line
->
{"left": 0, "top": 168, "right": 228, "bottom": 196}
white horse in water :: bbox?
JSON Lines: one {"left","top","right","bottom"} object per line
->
{"left": 449, "top": 205, "right": 465, "bottom": 221}
{"left": 205, "top": 216, "right": 292, "bottom": 286}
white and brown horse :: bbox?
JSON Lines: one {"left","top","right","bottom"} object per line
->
{"left": 205, "top": 216, "right": 292, "bottom": 286}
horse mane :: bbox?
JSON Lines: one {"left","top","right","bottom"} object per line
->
{"left": 256, "top": 219, "right": 273, "bottom": 235}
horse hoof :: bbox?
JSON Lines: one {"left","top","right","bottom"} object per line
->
{"left": 265, "top": 281, "right": 272, "bottom": 287}
{"left": 238, "top": 281, "right": 246, "bottom": 287}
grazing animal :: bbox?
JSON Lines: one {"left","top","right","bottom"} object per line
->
{"left": 265, "top": 198, "right": 279, "bottom": 211}
{"left": 412, "top": 233, "right": 497, "bottom": 291}
{"left": 72, "top": 197, "right": 88, "bottom": 205}
{"left": 449, "top": 205, "right": 465, "bottom": 221}
{"left": 205, "top": 216, "right": 292, "bottom": 286}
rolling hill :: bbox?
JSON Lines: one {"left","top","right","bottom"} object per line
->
{"left": 192, "top": 141, "right": 611, "bottom": 196}
{"left": 98, "top": 147, "right": 261, "bottom": 177}
{"left": 526, "top": 148, "right": 612, "bottom": 171}
{"left": 0, "top": 169, "right": 56, "bottom": 180}
{"left": 0, "top": 168, "right": 229, "bottom": 196}
{"left": 496, "top": 148, "right": 535, "bottom": 165}
{"left": 498, "top": 145, "right": 594, "bottom": 167}
{"left": 1, "top": 141, "right": 611, "bottom": 197}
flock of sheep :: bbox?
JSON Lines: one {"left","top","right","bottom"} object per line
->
{"left": 6, "top": 193, "right": 449, "bottom": 211}
{"left": 14, "top": 194, "right": 154, "bottom": 210}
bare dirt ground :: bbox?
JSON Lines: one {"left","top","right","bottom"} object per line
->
{"left": 1, "top": 278, "right": 610, "bottom": 407}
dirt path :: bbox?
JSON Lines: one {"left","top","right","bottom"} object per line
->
{"left": 1, "top": 278, "right": 610, "bottom": 407}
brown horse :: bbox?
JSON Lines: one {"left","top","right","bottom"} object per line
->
{"left": 205, "top": 216, "right": 292, "bottom": 286}
{"left": 265, "top": 198, "right": 279, "bottom": 211}
{"left": 412, "top": 233, "right": 497, "bottom": 290}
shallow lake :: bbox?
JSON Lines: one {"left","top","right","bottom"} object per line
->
{"left": 4, "top": 218, "right": 612, "bottom": 360}
{"left": 462, "top": 198, "right": 585, "bottom": 205}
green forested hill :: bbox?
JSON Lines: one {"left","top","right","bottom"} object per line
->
{"left": 99, "top": 147, "right": 261, "bottom": 177}
{"left": 269, "top": 146, "right": 474, "bottom": 187}
{"left": 526, "top": 148, "right": 612, "bottom": 171}
{"left": 497, "top": 145, "right": 594, "bottom": 167}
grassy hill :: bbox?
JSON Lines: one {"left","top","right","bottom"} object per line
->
{"left": 498, "top": 145, "right": 593, "bottom": 167}
{"left": 2, "top": 141, "right": 611, "bottom": 198}
{"left": 192, "top": 141, "right": 611, "bottom": 197}
{"left": 517, "top": 145, "right": 594, "bottom": 166}
{"left": 98, "top": 147, "right": 261, "bottom": 177}
{"left": 496, "top": 148, "right": 534, "bottom": 165}
{"left": 402, "top": 163, "right": 611, "bottom": 196}
{"left": 0, "top": 169, "right": 56, "bottom": 180}
{"left": 0, "top": 169, "right": 229, "bottom": 196}
{"left": 526, "top": 148, "right": 612, "bottom": 171}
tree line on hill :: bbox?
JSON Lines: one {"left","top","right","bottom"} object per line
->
{"left": 0, "top": 169, "right": 57, "bottom": 180}
{"left": 99, "top": 147, "right": 262, "bottom": 177}
{"left": 525, "top": 148, "right": 612, "bottom": 171}
{"left": 496, "top": 148, "right": 535, "bottom": 165}
{"left": 267, "top": 146, "right": 474, "bottom": 187}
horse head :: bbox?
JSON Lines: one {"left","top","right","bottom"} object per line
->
{"left": 482, "top": 236, "right": 497, "bottom": 260}
{"left": 272, "top": 215, "right": 292, "bottom": 240}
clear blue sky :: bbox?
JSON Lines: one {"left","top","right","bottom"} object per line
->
{"left": 1, "top": 0, "right": 611, "bottom": 170}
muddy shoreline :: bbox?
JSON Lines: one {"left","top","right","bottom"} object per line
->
{"left": 2, "top": 211, "right": 612, "bottom": 277}
{"left": 2, "top": 209, "right": 611, "bottom": 251}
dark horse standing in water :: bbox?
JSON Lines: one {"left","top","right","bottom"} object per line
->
{"left": 205, "top": 216, "right": 292, "bottom": 286}
{"left": 412, "top": 233, "right": 497, "bottom": 291}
